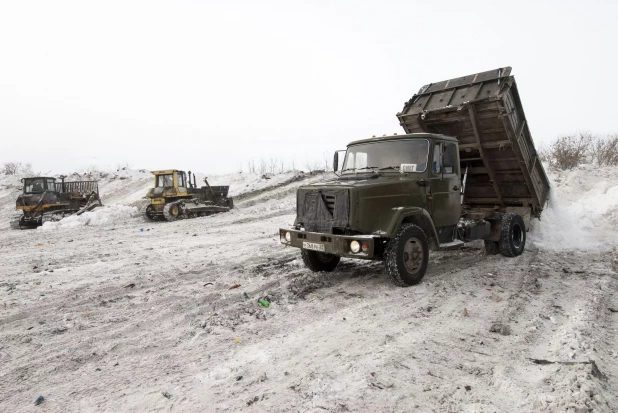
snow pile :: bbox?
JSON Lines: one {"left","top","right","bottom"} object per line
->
{"left": 208, "top": 171, "right": 304, "bottom": 197}
{"left": 530, "top": 164, "right": 618, "bottom": 250}
{"left": 0, "top": 173, "right": 29, "bottom": 229}
{"left": 39, "top": 205, "right": 139, "bottom": 230}
{"left": 74, "top": 169, "right": 153, "bottom": 206}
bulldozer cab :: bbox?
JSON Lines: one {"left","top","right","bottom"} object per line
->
{"left": 153, "top": 170, "right": 187, "bottom": 189}
{"left": 149, "top": 170, "right": 189, "bottom": 199}
{"left": 23, "top": 177, "right": 56, "bottom": 194}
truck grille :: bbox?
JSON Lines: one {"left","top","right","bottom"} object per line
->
{"left": 322, "top": 194, "right": 335, "bottom": 215}
{"left": 296, "top": 188, "right": 350, "bottom": 233}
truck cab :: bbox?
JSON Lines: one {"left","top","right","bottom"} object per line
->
{"left": 280, "top": 133, "right": 465, "bottom": 285}
{"left": 295, "top": 134, "right": 461, "bottom": 241}
{"left": 336, "top": 134, "right": 462, "bottom": 243}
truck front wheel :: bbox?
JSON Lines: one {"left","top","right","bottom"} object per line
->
{"left": 384, "top": 224, "right": 429, "bottom": 286}
{"left": 499, "top": 213, "right": 526, "bottom": 257}
{"left": 301, "top": 249, "right": 341, "bottom": 272}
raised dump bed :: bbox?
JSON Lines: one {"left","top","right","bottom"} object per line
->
{"left": 396, "top": 67, "right": 550, "bottom": 218}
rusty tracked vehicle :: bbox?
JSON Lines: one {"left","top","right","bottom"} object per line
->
{"left": 15, "top": 176, "right": 102, "bottom": 229}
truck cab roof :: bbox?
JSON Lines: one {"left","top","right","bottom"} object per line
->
{"left": 347, "top": 133, "right": 458, "bottom": 147}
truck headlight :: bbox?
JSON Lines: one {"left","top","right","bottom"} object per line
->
{"left": 350, "top": 240, "right": 361, "bottom": 253}
{"left": 285, "top": 232, "right": 291, "bottom": 242}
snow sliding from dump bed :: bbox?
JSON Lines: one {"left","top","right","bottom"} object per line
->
{"left": 39, "top": 205, "right": 140, "bottom": 230}
{"left": 529, "top": 164, "right": 618, "bottom": 250}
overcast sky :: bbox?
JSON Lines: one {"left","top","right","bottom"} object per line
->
{"left": 1, "top": 0, "right": 616, "bottom": 175}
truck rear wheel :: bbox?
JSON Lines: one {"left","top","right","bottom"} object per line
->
{"left": 499, "top": 213, "right": 526, "bottom": 257}
{"left": 484, "top": 240, "right": 500, "bottom": 255}
{"left": 301, "top": 249, "right": 340, "bottom": 272}
{"left": 384, "top": 224, "right": 429, "bottom": 286}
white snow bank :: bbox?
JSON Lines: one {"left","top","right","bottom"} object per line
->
{"left": 39, "top": 205, "right": 139, "bottom": 231}
{"left": 0, "top": 174, "right": 31, "bottom": 228}
{"left": 208, "top": 171, "right": 303, "bottom": 197}
{"left": 530, "top": 164, "right": 618, "bottom": 250}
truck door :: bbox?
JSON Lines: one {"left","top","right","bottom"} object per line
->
{"left": 429, "top": 141, "right": 461, "bottom": 242}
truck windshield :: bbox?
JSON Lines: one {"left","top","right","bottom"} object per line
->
{"left": 342, "top": 139, "right": 429, "bottom": 174}
{"left": 156, "top": 174, "right": 174, "bottom": 187}
{"left": 24, "top": 178, "right": 46, "bottom": 194}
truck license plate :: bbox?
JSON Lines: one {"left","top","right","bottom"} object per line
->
{"left": 303, "top": 242, "right": 325, "bottom": 252}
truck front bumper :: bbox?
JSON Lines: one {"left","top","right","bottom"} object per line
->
{"left": 279, "top": 228, "right": 378, "bottom": 260}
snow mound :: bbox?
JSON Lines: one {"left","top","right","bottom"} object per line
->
{"left": 530, "top": 164, "right": 618, "bottom": 250}
{"left": 39, "top": 205, "right": 140, "bottom": 231}
{"left": 208, "top": 171, "right": 304, "bottom": 197}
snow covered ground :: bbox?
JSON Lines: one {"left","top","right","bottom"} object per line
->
{"left": 1, "top": 167, "right": 617, "bottom": 412}
{"left": 530, "top": 164, "right": 618, "bottom": 251}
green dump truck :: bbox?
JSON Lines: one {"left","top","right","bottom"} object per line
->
{"left": 279, "top": 67, "right": 550, "bottom": 286}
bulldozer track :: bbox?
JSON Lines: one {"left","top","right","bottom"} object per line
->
{"left": 41, "top": 211, "right": 68, "bottom": 225}
{"left": 163, "top": 200, "right": 183, "bottom": 222}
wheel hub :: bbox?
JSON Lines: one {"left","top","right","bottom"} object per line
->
{"left": 512, "top": 223, "right": 523, "bottom": 248}
{"left": 403, "top": 237, "right": 423, "bottom": 273}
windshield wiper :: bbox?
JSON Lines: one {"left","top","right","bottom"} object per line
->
{"left": 354, "top": 166, "right": 379, "bottom": 172}
{"left": 341, "top": 166, "right": 379, "bottom": 174}
{"left": 378, "top": 165, "right": 401, "bottom": 171}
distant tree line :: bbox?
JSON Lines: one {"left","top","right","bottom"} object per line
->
{"left": 1, "top": 161, "right": 33, "bottom": 175}
{"left": 539, "top": 132, "right": 618, "bottom": 170}
{"left": 240, "top": 153, "right": 334, "bottom": 175}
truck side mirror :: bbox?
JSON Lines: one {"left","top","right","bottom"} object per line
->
{"left": 333, "top": 150, "right": 346, "bottom": 173}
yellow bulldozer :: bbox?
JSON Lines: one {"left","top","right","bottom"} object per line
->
{"left": 144, "top": 169, "right": 233, "bottom": 221}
